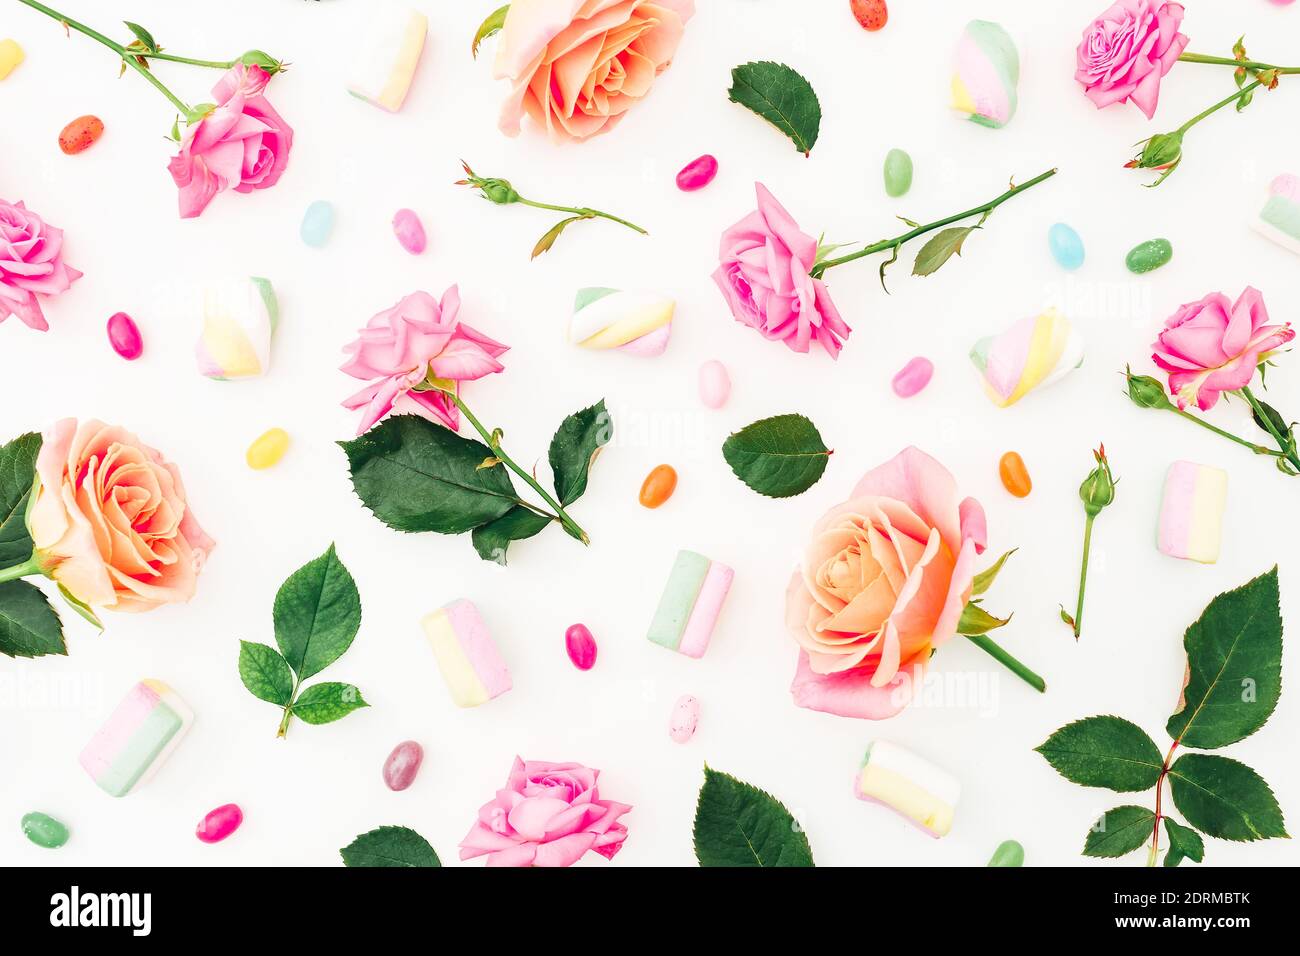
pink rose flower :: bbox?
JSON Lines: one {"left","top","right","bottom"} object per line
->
{"left": 0, "top": 199, "right": 82, "bottom": 332}
{"left": 459, "top": 757, "right": 632, "bottom": 867}
{"left": 713, "top": 183, "right": 850, "bottom": 358}
{"left": 340, "top": 286, "right": 508, "bottom": 435}
{"left": 1075, "top": 0, "right": 1189, "bottom": 119}
{"left": 494, "top": 0, "right": 694, "bottom": 143}
{"left": 168, "top": 64, "right": 293, "bottom": 219}
{"left": 1151, "top": 286, "right": 1294, "bottom": 410}
{"left": 27, "top": 419, "right": 215, "bottom": 612}
{"left": 786, "top": 447, "right": 987, "bottom": 719}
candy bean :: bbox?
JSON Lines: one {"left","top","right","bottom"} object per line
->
{"left": 21, "top": 811, "right": 69, "bottom": 849}
{"left": 676, "top": 154, "right": 718, "bottom": 191}
{"left": 106, "top": 312, "right": 143, "bottom": 360}
{"left": 392, "top": 208, "right": 426, "bottom": 254}
{"left": 891, "top": 356, "right": 933, "bottom": 398}
{"left": 246, "top": 428, "right": 290, "bottom": 470}
{"left": 196, "top": 804, "right": 243, "bottom": 844}
{"left": 639, "top": 464, "right": 677, "bottom": 508}
{"left": 883, "top": 148, "right": 913, "bottom": 197}
{"left": 382, "top": 741, "right": 424, "bottom": 791}
{"left": 1125, "top": 237, "right": 1173, "bottom": 274}
{"left": 987, "top": 839, "right": 1025, "bottom": 867}
{"left": 565, "top": 623, "right": 597, "bottom": 670}
{"left": 669, "top": 694, "right": 700, "bottom": 743}
{"left": 58, "top": 115, "right": 104, "bottom": 155}
{"left": 698, "top": 360, "right": 731, "bottom": 409}
{"left": 850, "top": 0, "right": 888, "bottom": 30}
{"left": 1048, "top": 223, "right": 1084, "bottom": 270}
{"left": 300, "top": 200, "right": 335, "bottom": 248}
{"left": 999, "top": 451, "right": 1032, "bottom": 497}
{"left": 0, "top": 38, "right": 25, "bottom": 80}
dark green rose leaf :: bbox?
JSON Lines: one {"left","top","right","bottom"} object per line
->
{"left": 0, "top": 432, "right": 41, "bottom": 566}
{"left": 1163, "top": 817, "right": 1205, "bottom": 867}
{"left": 273, "top": 544, "right": 362, "bottom": 680}
{"left": 722, "top": 414, "right": 830, "bottom": 498}
{"left": 471, "top": 506, "right": 552, "bottom": 565}
{"left": 549, "top": 399, "right": 612, "bottom": 506}
{"left": 693, "top": 767, "right": 814, "bottom": 867}
{"left": 238, "top": 641, "right": 294, "bottom": 707}
{"left": 727, "top": 61, "right": 821, "bottom": 155}
{"left": 341, "top": 825, "right": 441, "bottom": 867}
{"left": 0, "top": 580, "right": 65, "bottom": 659}
{"left": 1035, "top": 716, "right": 1164, "bottom": 792}
{"left": 1168, "top": 753, "right": 1287, "bottom": 842}
{"left": 291, "top": 682, "right": 369, "bottom": 725}
{"left": 1083, "top": 806, "right": 1155, "bottom": 858}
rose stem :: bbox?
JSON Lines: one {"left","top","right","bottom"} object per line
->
{"left": 1240, "top": 386, "right": 1300, "bottom": 472}
{"left": 1168, "top": 405, "right": 1282, "bottom": 457}
{"left": 1070, "top": 515, "right": 1095, "bottom": 641}
{"left": 964, "top": 634, "right": 1046, "bottom": 693}
{"left": 810, "top": 168, "right": 1057, "bottom": 278}
{"left": 1178, "top": 52, "right": 1300, "bottom": 74}
{"left": 0, "top": 554, "right": 43, "bottom": 585}
{"left": 1146, "top": 740, "right": 1180, "bottom": 866}
{"left": 1174, "top": 80, "right": 1265, "bottom": 136}
{"left": 447, "top": 393, "right": 590, "bottom": 545}
{"left": 516, "top": 198, "right": 648, "bottom": 235}
{"left": 17, "top": 0, "right": 195, "bottom": 115}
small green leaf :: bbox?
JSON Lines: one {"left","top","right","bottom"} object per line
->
{"left": 548, "top": 400, "right": 612, "bottom": 507}
{"left": 292, "top": 682, "right": 369, "bottom": 725}
{"left": 1167, "top": 753, "right": 1288, "bottom": 842}
{"left": 340, "top": 415, "right": 519, "bottom": 535}
{"left": 722, "top": 414, "right": 830, "bottom": 498}
{"left": 56, "top": 584, "right": 102, "bottom": 631}
{"left": 531, "top": 215, "right": 584, "bottom": 259}
{"left": 238, "top": 641, "right": 294, "bottom": 707}
{"left": 972, "top": 548, "right": 1015, "bottom": 596}
{"left": 1059, "top": 606, "right": 1077, "bottom": 629}
{"left": 1166, "top": 567, "right": 1282, "bottom": 749}
{"left": 0, "top": 431, "right": 41, "bottom": 566}
{"left": 912, "top": 226, "right": 979, "bottom": 277}
{"left": 693, "top": 767, "right": 814, "bottom": 867}
{"left": 1083, "top": 806, "right": 1155, "bottom": 858}
{"left": 1035, "top": 716, "right": 1164, "bottom": 792}
{"left": 727, "top": 61, "right": 821, "bottom": 155}
{"left": 986, "top": 839, "right": 1024, "bottom": 867}
{"left": 0, "top": 580, "right": 66, "bottom": 659}
{"left": 123, "top": 20, "right": 158, "bottom": 53}
{"left": 471, "top": 4, "right": 510, "bottom": 59}
{"left": 471, "top": 507, "right": 552, "bottom": 565}
{"left": 273, "top": 544, "right": 362, "bottom": 680}
{"left": 956, "top": 602, "right": 1010, "bottom": 636}
{"left": 341, "top": 825, "right": 441, "bottom": 867}
{"left": 1163, "top": 818, "right": 1205, "bottom": 867}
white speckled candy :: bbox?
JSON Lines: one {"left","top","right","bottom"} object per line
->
{"left": 568, "top": 288, "right": 674, "bottom": 357}
{"left": 195, "top": 277, "right": 279, "bottom": 380}
{"left": 669, "top": 695, "right": 699, "bottom": 743}
{"left": 951, "top": 20, "right": 1019, "bottom": 128}
{"left": 1252, "top": 173, "right": 1300, "bottom": 257}
{"left": 698, "top": 360, "right": 731, "bottom": 408}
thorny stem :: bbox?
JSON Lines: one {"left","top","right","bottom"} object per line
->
{"left": 1072, "top": 515, "right": 1095, "bottom": 640}
{"left": 1171, "top": 406, "right": 1282, "bottom": 457}
{"left": 1148, "top": 740, "right": 1181, "bottom": 866}
{"left": 1241, "top": 386, "right": 1300, "bottom": 473}
{"left": 516, "top": 198, "right": 648, "bottom": 235}
{"left": 1178, "top": 52, "right": 1300, "bottom": 74}
{"left": 1175, "top": 79, "right": 1265, "bottom": 135}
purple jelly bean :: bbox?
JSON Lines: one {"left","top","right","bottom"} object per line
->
{"left": 891, "top": 356, "right": 934, "bottom": 398}
{"left": 675, "top": 154, "right": 718, "bottom": 192}
{"left": 196, "top": 803, "right": 243, "bottom": 844}
{"left": 382, "top": 740, "right": 424, "bottom": 791}
{"left": 565, "top": 623, "right": 597, "bottom": 670}
{"left": 106, "top": 312, "right": 143, "bottom": 360}
{"left": 392, "top": 208, "right": 427, "bottom": 254}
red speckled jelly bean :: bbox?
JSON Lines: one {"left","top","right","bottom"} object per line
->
{"left": 59, "top": 115, "right": 104, "bottom": 155}
{"left": 382, "top": 740, "right": 424, "bottom": 791}
{"left": 106, "top": 312, "right": 143, "bottom": 360}
{"left": 850, "top": 0, "right": 888, "bottom": 31}
{"left": 565, "top": 623, "right": 597, "bottom": 670}
{"left": 675, "top": 155, "right": 718, "bottom": 191}
{"left": 196, "top": 804, "right": 243, "bottom": 844}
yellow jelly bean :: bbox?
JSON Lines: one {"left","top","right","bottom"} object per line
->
{"left": 246, "top": 428, "right": 289, "bottom": 470}
{"left": 0, "top": 39, "right": 25, "bottom": 81}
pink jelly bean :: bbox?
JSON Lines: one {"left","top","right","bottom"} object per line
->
{"left": 676, "top": 154, "right": 718, "bottom": 191}
{"left": 669, "top": 694, "right": 699, "bottom": 743}
{"left": 382, "top": 740, "right": 424, "bottom": 791}
{"left": 891, "top": 356, "right": 934, "bottom": 398}
{"left": 392, "top": 208, "right": 427, "bottom": 254}
{"left": 106, "top": 312, "right": 143, "bottom": 360}
{"left": 195, "top": 803, "right": 243, "bottom": 844}
{"left": 565, "top": 623, "right": 597, "bottom": 670}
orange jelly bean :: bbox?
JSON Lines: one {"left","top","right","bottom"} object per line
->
{"left": 58, "top": 115, "right": 104, "bottom": 155}
{"left": 998, "top": 452, "right": 1032, "bottom": 498}
{"left": 639, "top": 464, "right": 678, "bottom": 508}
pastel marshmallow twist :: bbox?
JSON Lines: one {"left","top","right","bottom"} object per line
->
{"left": 195, "top": 277, "right": 279, "bottom": 380}
{"left": 568, "top": 288, "right": 674, "bottom": 357}
{"left": 79, "top": 680, "right": 193, "bottom": 797}
{"left": 347, "top": 6, "right": 428, "bottom": 112}
{"left": 647, "top": 550, "right": 733, "bottom": 658}
{"left": 422, "top": 599, "right": 512, "bottom": 708}
{"left": 1158, "top": 461, "right": 1227, "bottom": 564}
{"left": 854, "top": 741, "right": 960, "bottom": 838}
{"left": 1252, "top": 173, "right": 1300, "bottom": 257}
{"left": 952, "top": 20, "right": 1020, "bottom": 129}
{"left": 970, "top": 308, "right": 1084, "bottom": 407}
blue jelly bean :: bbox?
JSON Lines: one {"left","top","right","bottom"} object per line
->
{"left": 1048, "top": 223, "right": 1084, "bottom": 270}
{"left": 300, "top": 200, "right": 335, "bottom": 248}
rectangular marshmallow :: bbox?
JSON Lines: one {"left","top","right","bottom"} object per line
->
{"left": 1158, "top": 460, "right": 1227, "bottom": 564}
{"left": 347, "top": 6, "right": 427, "bottom": 112}
{"left": 647, "top": 550, "right": 733, "bottom": 658}
{"left": 853, "top": 741, "right": 960, "bottom": 838}
{"left": 79, "top": 680, "right": 193, "bottom": 797}
{"left": 422, "top": 599, "right": 512, "bottom": 708}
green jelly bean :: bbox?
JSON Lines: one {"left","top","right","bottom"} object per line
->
{"left": 883, "top": 148, "right": 913, "bottom": 198}
{"left": 22, "top": 811, "right": 69, "bottom": 849}
{"left": 987, "top": 839, "right": 1024, "bottom": 867}
{"left": 1125, "top": 237, "right": 1173, "bottom": 274}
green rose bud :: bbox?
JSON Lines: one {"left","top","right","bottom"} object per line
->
{"left": 1131, "top": 131, "right": 1183, "bottom": 170}
{"left": 1125, "top": 366, "right": 1174, "bottom": 410}
{"left": 1079, "top": 445, "right": 1116, "bottom": 517}
{"left": 477, "top": 178, "right": 520, "bottom": 205}
{"left": 240, "top": 50, "right": 284, "bottom": 74}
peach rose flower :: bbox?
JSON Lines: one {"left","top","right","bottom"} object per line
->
{"left": 27, "top": 419, "right": 214, "bottom": 612}
{"left": 786, "top": 447, "right": 987, "bottom": 719}
{"left": 494, "top": 0, "right": 695, "bottom": 143}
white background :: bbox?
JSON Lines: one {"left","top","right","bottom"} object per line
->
{"left": 2, "top": 0, "right": 1298, "bottom": 867}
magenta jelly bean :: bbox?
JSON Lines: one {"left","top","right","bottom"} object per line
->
{"left": 565, "top": 623, "right": 597, "bottom": 670}
{"left": 392, "top": 208, "right": 427, "bottom": 254}
{"left": 106, "top": 312, "right": 143, "bottom": 360}
{"left": 891, "top": 356, "right": 934, "bottom": 398}
{"left": 675, "top": 154, "right": 718, "bottom": 192}
{"left": 382, "top": 740, "right": 424, "bottom": 791}
{"left": 195, "top": 803, "right": 243, "bottom": 844}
